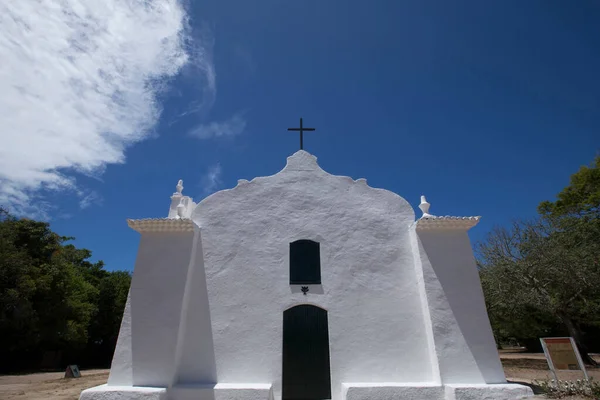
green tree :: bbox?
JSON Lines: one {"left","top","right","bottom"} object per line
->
{"left": 0, "top": 210, "right": 98, "bottom": 353}
{"left": 0, "top": 209, "right": 40, "bottom": 353}
{"left": 538, "top": 155, "right": 600, "bottom": 364}
{"left": 479, "top": 156, "right": 600, "bottom": 365}
{"left": 538, "top": 156, "right": 600, "bottom": 221}
{"left": 0, "top": 208, "right": 131, "bottom": 371}
{"left": 478, "top": 220, "right": 600, "bottom": 363}
{"left": 88, "top": 271, "right": 131, "bottom": 350}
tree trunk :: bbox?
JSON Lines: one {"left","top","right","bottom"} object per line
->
{"left": 559, "top": 313, "right": 599, "bottom": 367}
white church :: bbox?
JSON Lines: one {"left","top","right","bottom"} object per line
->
{"left": 80, "top": 150, "right": 533, "bottom": 400}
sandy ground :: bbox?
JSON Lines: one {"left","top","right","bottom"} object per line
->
{"left": 0, "top": 354, "right": 598, "bottom": 400}
{"left": 500, "top": 351, "right": 600, "bottom": 383}
{"left": 0, "top": 369, "right": 108, "bottom": 400}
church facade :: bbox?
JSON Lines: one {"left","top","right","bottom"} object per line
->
{"left": 80, "top": 151, "right": 532, "bottom": 400}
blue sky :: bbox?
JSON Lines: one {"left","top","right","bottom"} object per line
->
{"left": 2, "top": 1, "right": 599, "bottom": 271}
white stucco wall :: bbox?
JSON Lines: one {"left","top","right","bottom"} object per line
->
{"left": 107, "top": 292, "right": 132, "bottom": 386}
{"left": 184, "top": 151, "right": 437, "bottom": 400}
{"left": 414, "top": 228, "right": 506, "bottom": 384}
{"left": 108, "top": 231, "right": 196, "bottom": 387}
{"left": 175, "top": 230, "right": 218, "bottom": 384}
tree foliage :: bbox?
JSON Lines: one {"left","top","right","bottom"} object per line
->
{"left": 478, "top": 156, "right": 600, "bottom": 364}
{"left": 538, "top": 156, "right": 600, "bottom": 221}
{"left": 0, "top": 208, "right": 131, "bottom": 372}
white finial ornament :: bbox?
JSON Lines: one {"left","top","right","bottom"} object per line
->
{"left": 176, "top": 200, "right": 185, "bottom": 219}
{"left": 419, "top": 195, "right": 432, "bottom": 218}
{"left": 169, "top": 179, "right": 196, "bottom": 219}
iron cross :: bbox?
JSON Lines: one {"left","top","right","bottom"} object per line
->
{"left": 287, "top": 118, "right": 315, "bottom": 150}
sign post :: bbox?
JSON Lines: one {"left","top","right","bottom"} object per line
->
{"left": 64, "top": 364, "right": 81, "bottom": 378}
{"left": 540, "top": 337, "right": 589, "bottom": 381}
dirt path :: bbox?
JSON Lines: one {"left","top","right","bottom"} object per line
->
{"left": 0, "top": 370, "right": 108, "bottom": 400}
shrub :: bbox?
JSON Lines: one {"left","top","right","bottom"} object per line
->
{"left": 533, "top": 378, "right": 600, "bottom": 399}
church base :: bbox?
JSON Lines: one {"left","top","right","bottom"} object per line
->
{"left": 342, "top": 382, "right": 533, "bottom": 400}
{"left": 80, "top": 382, "right": 532, "bottom": 400}
{"left": 79, "top": 384, "right": 167, "bottom": 400}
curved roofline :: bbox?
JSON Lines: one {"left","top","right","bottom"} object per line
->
{"left": 192, "top": 150, "right": 416, "bottom": 222}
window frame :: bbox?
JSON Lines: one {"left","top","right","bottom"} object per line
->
{"left": 289, "top": 239, "right": 322, "bottom": 285}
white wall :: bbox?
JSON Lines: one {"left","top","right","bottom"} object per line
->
{"left": 186, "top": 151, "right": 437, "bottom": 400}
{"left": 107, "top": 291, "right": 132, "bottom": 385}
{"left": 175, "top": 230, "right": 218, "bottom": 384}
{"left": 108, "top": 231, "right": 196, "bottom": 387}
{"left": 414, "top": 229, "right": 506, "bottom": 384}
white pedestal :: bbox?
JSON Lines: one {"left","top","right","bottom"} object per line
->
{"left": 171, "top": 383, "right": 273, "bottom": 400}
{"left": 80, "top": 384, "right": 273, "bottom": 400}
{"left": 445, "top": 383, "right": 534, "bottom": 400}
{"left": 342, "top": 382, "right": 533, "bottom": 400}
{"left": 79, "top": 385, "right": 167, "bottom": 400}
{"left": 343, "top": 382, "right": 445, "bottom": 400}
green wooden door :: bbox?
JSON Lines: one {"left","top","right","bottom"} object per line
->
{"left": 282, "top": 305, "right": 331, "bottom": 400}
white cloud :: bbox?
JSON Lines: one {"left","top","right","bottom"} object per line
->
{"left": 189, "top": 113, "right": 246, "bottom": 139}
{"left": 201, "top": 163, "right": 222, "bottom": 195}
{"left": 0, "top": 0, "right": 214, "bottom": 217}
{"left": 79, "top": 190, "right": 102, "bottom": 209}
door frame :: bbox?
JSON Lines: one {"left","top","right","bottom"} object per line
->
{"left": 282, "top": 304, "right": 332, "bottom": 400}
